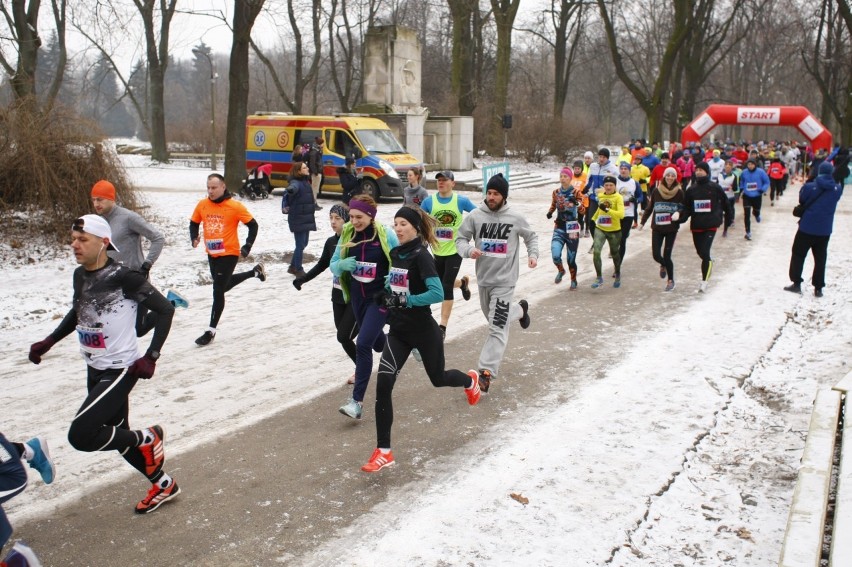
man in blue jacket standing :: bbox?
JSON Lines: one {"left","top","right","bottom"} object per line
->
{"left": 784, "top": 162, "right": 844, "bottom": 297}
{"left": 738, "top": 159, "right": 770, "bottom": 240}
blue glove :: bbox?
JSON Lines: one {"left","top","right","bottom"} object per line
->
{"left": 338, "top": 256, "right": 357, "bottom": 272}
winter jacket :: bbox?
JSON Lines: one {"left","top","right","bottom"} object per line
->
{"left": 584, "top": 160, "right": 619, "bottom": 203}
{"left": 739, "top": 167, "right": 770, "bottom": 198}
{"left": 307, "top": 144, "right": 323, "bottom": 175}
{"left": 591, "top": 190, "right": 625, "bottom": 232}
{"left": 285, "top": 177, "right": 317, "bottom": 233}
{"left": 679, "top": 177, "right": 732, "bottom": 231}
{"left": 455, "top": 202, "right": 539, "bottom": 288}
{"left": 798, "top": 165, "right": 844, "bottom": 236}
{"left": 640, "top": 184, "right": 685, "bottom": 235}
{"left": 331, "top": 222, "right": 399, "bottom": 303}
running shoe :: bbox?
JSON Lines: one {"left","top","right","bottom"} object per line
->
{"left": 554, "top": 271, "right": 564, "bottom": 284}
{"left": 478, "top": 369, "right": 493, "bottom": 393}
{"left": 770, "top": 200, "right": 775, "bottom": 207}
{"left": 166, "top": 289, "right": 189, "bottom": 309}
{"left": 139, "top": 425, "right": 165, "bottom": 477}
{"left": 699, "top": 281, "right": 708, "bottom": 293}
{"left": 25, "top": 438, "right": 55, "bottom": 485}
{"left": 361, "top": 448, "right": 395, "bottom": 473}
{"left": 783, "top": 283, "right": 802, "bottom": 294}
{"left": 744, "top": 232, "right": 752, "bottom": 241}
{"left": 659, "top": 266, "right": 666, "bottom": 279}
{"left": 570, "top": 279, "right": 578, "bottom": 290}
{"left": 465, "top": 370, "right": 481, "bottom": 406}
{"left": 591, "top": 277, "right": 604, "bottom": 289}
{"left": 254, "top": 263, "right": 267, "bottom": 282}
{"left": 756, "top": 214, "right": 761, "bottom": 223}
{"left": 195, "top": 330, "right": 215, "bottom": 346}
{"left": 613, "top": 274, "right": 621, "bottom": 289}
{"left": 665, "top": 280, "right": 676, "bottom": 292}
{"left": 287, "top": 265, "right": 297, "bottom": 275}
{"left": 815, "top": 288, "right": 824, "bottom": 298}
{"left": 412, "top": 348, "right": 422, "bottom": 362}
{"left": 518, "top": 300, "right": 530, "bottom": 329}
{"left": 3, "top": 542, "right": 42, "bottom": 567}
{"left": 339, "top": 398, "right": 362, "bottom": 419}
{"left": 135, "top": 480, "right": 181, "bottom": 514}
{"left": 459, "top": 276, "right": 471, "bottom": 301}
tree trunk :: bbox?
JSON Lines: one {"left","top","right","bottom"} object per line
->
{"left": 8, "top": 0, "right": 41, "bottom": 106}
{"left": 225, "top": 0, "right": 265, "bottom": 191}
{"left": 448, "top": 0, "right": 477, "bottom": 115}
{"left": 489, "top": 0, "right": 521, "bottom": 155}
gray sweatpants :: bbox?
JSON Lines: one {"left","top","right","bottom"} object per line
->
{"left": 477, "top": 285, "right": 523, "bottom": 378}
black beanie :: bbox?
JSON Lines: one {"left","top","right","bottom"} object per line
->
{"left": 598, "top": 147, "right": 610, "bottom": 158}
{"left": 486, "top": 173, "right": 509, "bottom": 200}
{"left": 695, "top": 161, "right": 710, "bottom": 175}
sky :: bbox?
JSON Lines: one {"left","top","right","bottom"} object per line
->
{"left": 2, "top": 151, "right": 849, "bottom": 564}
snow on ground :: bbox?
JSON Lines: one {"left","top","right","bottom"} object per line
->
{"left": 1, "top": 155, "right": 849, "bottom": 565}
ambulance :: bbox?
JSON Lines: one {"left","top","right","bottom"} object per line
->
{"left": 245, "top": 113, "right": 422, "bottom": 199}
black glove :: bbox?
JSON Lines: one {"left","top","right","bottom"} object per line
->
{"left": 127, "top": 354, "right": 157, "bottom": 379}
{"left": 546, "top": 211, "right": 553, "bottom": 219}
{"left": 293, "top": 277, "right": 305, "bottom": 291}
{"left": 29, "top": 336, "right": 56, "bottom": 364}
{"left": 240, "top": 243, "right": 252, "bottom": 258}
{"left": 599, "top": 201, "right": 611, "bottom": 212}
{"left": 139, "top": 261, "right": 152, "bottom": 278}
{"left": 374, "top": 291, "right": 407, "bottom": 309}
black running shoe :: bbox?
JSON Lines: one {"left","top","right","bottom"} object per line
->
{"left": 460, "top": 275, "right": 471, "bottom": 301}
{"left": 518, "top": 299, "right": 530, "bottom": 329}
{"left": 254, "top": 263, "right": 266, "bottom": 282}
{"left": 195, "top": 331, "right": 215, "bottom": 346}
{"left": 478, "top": 369, "right": 492, "bottom": 393}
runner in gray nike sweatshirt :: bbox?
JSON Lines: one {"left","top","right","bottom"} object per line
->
{"left": 455, "top": 174, "right": 539, "bottom": 393}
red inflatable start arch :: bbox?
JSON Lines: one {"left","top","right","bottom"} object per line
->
{"left": 681, "top": 104, "right": 833, "bottom": 152}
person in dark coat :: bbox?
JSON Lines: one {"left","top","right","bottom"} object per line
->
{"left": 784, "top": 162, "right": 844, "bottom": 297}
{"left": 338, "top": 156, "right": 362, "bottom": 204}
{"left": 286, "top": 161, "right": 318, "bottom": 277}
{"left": 831, "top": 146, "right": 849, "bottom": 185}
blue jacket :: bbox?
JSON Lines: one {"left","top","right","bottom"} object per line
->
{"left": 584, "top": 160, "right": 619, "bottom": 203}
{"left": 286, "top": 177, "right": 317, "bottom": 233}
{"left": 738, "top": 167, "right": 770, "bottom": 198}
{"left": 798, "top": 166, "right": 844, "bottom": 236}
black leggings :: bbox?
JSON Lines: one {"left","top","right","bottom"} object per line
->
{"left": 333, "top": 301, "right": 358, "bottom": 363}
{"left": 374, "top": 318, "right": 470, "bottom": 449}
{"left": 434, "top": 253, "right": 463, "bottom": 300}
{"left": 651, "top": 231, "right": 677, "bottom": 281}
{"left": 619, "top": 218, "right": 634, "bottom": 261}
{"left": 742, "top": 195, "right": 762, "bottom": 233}
{"left": 68, "top": 366, "right": 159, "bottom": 482}
{"left": 208, "top": 255, "right": 256, "bottom": 328}
{"left": 691, "top": 230, "right": 716, "bottom": 281}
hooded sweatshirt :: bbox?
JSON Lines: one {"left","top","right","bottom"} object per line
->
{"left": 739, "top": 165, "right": 770, "bottom": 198}
{"left": 798, "top": 163, "right": 844, "bottom": 236}
{"left": 455, "top": 202, "right": 539, "bottom": 287}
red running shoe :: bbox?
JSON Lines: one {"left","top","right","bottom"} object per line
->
{"left": 465, "top": 370, "right": 481, "bottom": 405}
{"left": 139, "top": 425, "right": 164, "bottom": 476}
{"left": 135, "top": 480, "right": 181, "bottom": 514}
{"left": 361, "top": 448, "right": 395, "bottom": 473}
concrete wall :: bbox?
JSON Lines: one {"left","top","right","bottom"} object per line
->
{"left": 362, "top": 26, "right": 422, "bottom": 110}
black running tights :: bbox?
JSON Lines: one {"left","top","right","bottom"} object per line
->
{"left": 208, "top": 255, "right": 255, "bottom": 328}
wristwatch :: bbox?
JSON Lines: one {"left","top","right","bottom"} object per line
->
{"left": 147, "top": 350, "right": 160, "bottom": 360}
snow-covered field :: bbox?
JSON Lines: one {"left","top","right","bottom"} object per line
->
{"left": 2, "top": 155, "right": 849, "bottom": 565}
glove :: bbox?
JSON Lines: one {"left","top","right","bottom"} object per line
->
{"left": 599, "top": 201, "right": 611, "bottom": 212}
{"left": 337, "top": 256, "right": 357, "bottom": 272}
{"left": 671, "top": 211, "right": 681, "bottom": 222}
{"left": 240, "top": 243, "right": 252, "bottom": 258}
{"left": 139, "top": 261, "right": 152, "bottom": 278}
{"left": 127, "top": 354, "right": 157, "bottom": 379}
{"left": 29, "top": 336, "right": 56, "bottom": 364}
{"left": 293, "top": 277, "right": 305, "bottom": 291}
{"left": 374, "top": 291, "right": 408, "bottom": 309}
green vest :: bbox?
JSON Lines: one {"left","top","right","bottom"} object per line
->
{"left": 430, "top": 193, "right": 463, "bottom": 257}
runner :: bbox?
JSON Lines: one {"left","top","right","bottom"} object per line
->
{"left": 569, "top": 160, "right": 589, "bottom": 236}
{"left": 583, "top": 148, "right": 619, "bottom": 247}
{"left": 455, "top": 173, "right": 538, "bottom": 393}
{"left": 1, "top": 433, "right": 54, "bottom": 559}
{"left": 330, "top": 195, "right": 399, "bottom": 419}
{"left": 707, "top": 149, "right": 725, "bottom": 182}
{"left": 421, "top": 171, "right": 476, "bottom": 338}
{"left": 676, "top": 162, "right": 733, "bottom": 292}
{"left": 590, "top": 176, "right": 624, "bottom": 289}
{"left": 738, "top": 159, "right": 770, "bottom": 241}
{"left": 630, "top": 154, "right": 651, "bottom": 220}
{"left": 27, "top": 214, "right": 179, "bottom": 514}
{"left": 717, "top": 160, "right": 740, "bottom": 236}
{"left": 616, "top": 162, "right": 644, "bottom": 266}
{"left": 639, "top": 167, "right": 685, "bottom": 292}
{"left": 361, "top": 206, "right": 480, "bottom": 473}
{"left": 403, "top": 167, "right": 429, "bottom": 208}
{"left": 768, "top": 157, "right": 788, "bottom": 205}
{"left": 546, "top": 167, "right": 581, "bottom": 288}
{"left": 293, "top": 204, "right": 358, "bottom": 384}
{"left": 189, "top": 173, "right": 266, "bottom": 346}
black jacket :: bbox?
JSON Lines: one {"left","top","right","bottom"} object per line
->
{"left": 286, "top": 177, "right": 317, "bottom": 233}
{"left": 679, "top": 177, "right": 732, "bottom": 231}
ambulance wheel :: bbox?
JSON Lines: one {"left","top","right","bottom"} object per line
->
{"left": 361, "top": 179, "right": 379, "bottom": 200}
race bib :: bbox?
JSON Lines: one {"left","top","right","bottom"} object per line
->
{"left": 694, "top": 199, "right": 712, "bottom": 213}
{"left": 564, "top": 221, "right": 581, "bottom": 235}
{"left": 596, "top": 215, "right": 613, "bottom": 227}
{"left": 746, "top": 182, "right": 757, "bottom": 191}
{"left": 388, "top": 267, "right": 409, "bottom": 293}
{"left": 332, "top": 274, "right": 342, "bottom": 290}
{"left": 352, "top": 261, "right": 378, "bottom": 283}
{"left": 655, "top": 213, "right": 672, "bottom": 225}
{"left": 77, "top": 325, "right": 106, "bottom": 354}
{"left": 435, "top": 227, "right": 454, "bottom": 242}
{"left": 205, "top": 239, "right": 225, "bottom": 254}
{"left": 480, "top": 238, "right": 508, "bottom": 257}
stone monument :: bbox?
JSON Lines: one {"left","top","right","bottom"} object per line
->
{"left": 362, "top": 25, "right": 424, "bottom": 112}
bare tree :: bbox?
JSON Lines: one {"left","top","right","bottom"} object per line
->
{"left": 447, "top": 0, "right": 486, "bottom": 116}
{"left": 224, "top": 0, "right": 265, "bottom": 191}
{"left": 326, "top": 0, "right": 377, "bottom": 111}
{"left": 487, "top": 0, "right": 520, "bottom": 153}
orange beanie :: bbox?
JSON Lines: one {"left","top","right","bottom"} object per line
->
{"left": 91, "top": 180, "right": 116, "bottom": 201}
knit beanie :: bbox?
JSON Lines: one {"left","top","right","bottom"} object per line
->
{"left": 330, "top": 203, "right": 349, "bottom": 222}
{"left": 560, "top": 167, "right": 574, "bottom": 179}
{"left": 663, "top": 167, "right": 678, "bottom": 178}
{"left": 598, "top": 147, "right": 610, "bottom": 158}
{"left": 486, "top": 173, "right": 509, "bottom": 200}
{"left": 91, "top": 180, "right": 116, "bottom": 201}
{"left": 695, "top": 162, "right": 710, "bottom": 175}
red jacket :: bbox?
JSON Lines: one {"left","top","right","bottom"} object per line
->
{"left": 768, "top": 161, "right": 787, "bottom": 180}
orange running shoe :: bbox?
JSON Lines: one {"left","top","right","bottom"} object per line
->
{"left": 465, "top": 370, "right": 481, "bottom": 405}
{"left": 135, "top": 480, "right": 181, "bottom": 514}
{"left": 139, "top": 425, "right": 164, "bottom": 476}
{"left": 361, "top": 448, "right": 395, "bottom": 473}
